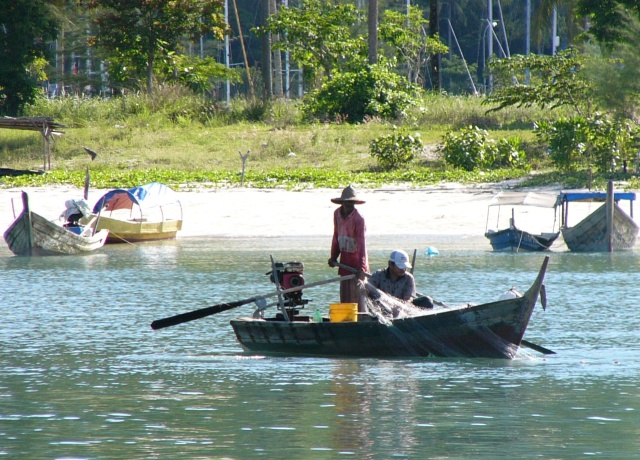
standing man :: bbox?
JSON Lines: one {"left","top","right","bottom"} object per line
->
{"left": 328, "top": 185, "right": 369, "bottom": 309}
{"left": 368, "top": 250, "right": 416, "bottom": 302}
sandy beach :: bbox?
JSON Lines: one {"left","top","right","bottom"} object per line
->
{"left": 0, "top": 183, "right": 633, "bottom": 248}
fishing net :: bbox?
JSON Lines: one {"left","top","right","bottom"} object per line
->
{"left": 358, "top": 280, "right": 522, "bottom": 358}
{"left": 359, "top": 281, "right": 431, "bottom": 326}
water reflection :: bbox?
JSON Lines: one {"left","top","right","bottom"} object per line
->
{"left": 1, "top": 237, "right": 639, "bottom": 458}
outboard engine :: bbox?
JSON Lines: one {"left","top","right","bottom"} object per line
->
{"left": 267, "top": 261, "right": 307, "bottom": 308}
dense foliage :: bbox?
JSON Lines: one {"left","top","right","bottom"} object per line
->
{"left": 87, "top": 0, "right": 227, "bottom": 94}
{"left": 5, "top": 0, "right": 640, "bottom": 193}
{"left": 260, "top": 1, "right": 427, "bottom": 123}
{"left": 535, "top": 114, "right": 640, "bottom": 172}
{"left": 486, "top": 50, "right": 591, "bottom": 115}
{"left": 257, "top": 0, "right": 364, "bottom": 82}
{"left": 0, "top": 1, "right": 57, "bottom": 115}
{"left": 302, "top": 61, "right": 420, "bottom": 123}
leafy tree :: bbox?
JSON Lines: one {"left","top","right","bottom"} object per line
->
{"left": 484, "top": 49, "right": 592, "bottom": 116}
{"left": 256, "top": 0, "right": 365, "bottom": 83}
{"left": 582, "top": 11, "right": 640, "bottom": 120}
{"left": 87, "top": 0, "right": 227, "bottom": 95}
{"left": 485, "top": 41, "right": 640, "bottom": 173}
{"left": 577, "top": 0, "right": 640, "bottom": 44}
{"left": 47, "top": 1, "right": 95, "bottom": 95}
{"left": 156, "top": 53, "right": 239, "bottom": 95}
{"left": 379, "top": 6, "right": 448, "bottom": 84}
{"left": 0, "top": 0, "right": 57, "bottom": 115}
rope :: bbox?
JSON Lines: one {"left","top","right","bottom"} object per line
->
{"left": 108, "top": 233, "right": 137, "bottom": 246}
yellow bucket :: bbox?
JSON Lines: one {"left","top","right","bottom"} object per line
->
{"left": 329, "top": 303, "right": 358, "bottom": 322}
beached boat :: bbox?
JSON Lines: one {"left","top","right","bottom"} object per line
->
{"left": 3, "top": 192, "right": 109, "bottom": 256}
{"left": 484, "top": 192, "right": 560, "bottom": 252}
{"left": 85, "top": 182, "right": 183, "bottom": 244}
{"left": 559, "top": 183, "right": 638, "bottom": 252}
{"left": 152, "top": 257, "right": 551, "bottom": 359}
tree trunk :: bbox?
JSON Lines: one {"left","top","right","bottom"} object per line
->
{"left": 147, "top": 48, "right": 154, "bottom": 95}
{"left": 429, "top": 0, "right": 441, "bottom": 91}
{"left": 368, "top": 0, "right": 378, "bottom": 65}
{"left": 58, "top": 28, "right": 65, "bottom": 94}
{"left": 270, "top": 0, "right": 283, "bottom": 97}
{"left": 261, "top": 0, "right": 273, "bottom": 99}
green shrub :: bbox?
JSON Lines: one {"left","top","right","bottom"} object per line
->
{"left": 439, "top": 125, "right": 498, "bottom": 171}
{"left": 494, "top": 136, "right": 527, "bottom": 169}
{"left": 534, "top": 114, "right": 640, "bottom": 172}
{"left": 438, "top": 125, "right": 527, "bottom": 171}
{"left": 370, "top": 129, "right": 424, "bottom": 169}
{"left": 302, "top": 61, "right": 419, "bottom": 123}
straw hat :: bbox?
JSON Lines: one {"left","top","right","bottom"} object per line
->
{"left": 331, "top": 185, "right": 365, "bottom": 204}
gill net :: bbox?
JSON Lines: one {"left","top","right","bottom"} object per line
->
{"left": 358, "top": 281, "right": 521, "bottom": 358}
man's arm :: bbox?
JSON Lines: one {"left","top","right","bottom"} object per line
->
{"left": 403, "top": 274, "right": 417, "bottom": 301}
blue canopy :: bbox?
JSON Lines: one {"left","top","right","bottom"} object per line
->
{"left": 93, "top": 182, "right": 180, "bottom": 213}
{"left": 559, "top": 191, "right": 636, "bottom": 203}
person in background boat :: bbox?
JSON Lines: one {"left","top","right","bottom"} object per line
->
{"left": 368, "top": 250, "right": 416, "bottom": 302}
{"left": 328, "top": 185, "right": 369, "bottom": 310}
{"left": 60, "top": 199, "right": 91, "bottom": 228}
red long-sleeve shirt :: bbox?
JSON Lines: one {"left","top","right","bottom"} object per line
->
{"left": 331, "top": 207, "right": 369, "bottom": 276}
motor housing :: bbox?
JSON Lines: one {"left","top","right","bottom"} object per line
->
{"left": 268, "top": 261, "right": 306, "bottom": 307}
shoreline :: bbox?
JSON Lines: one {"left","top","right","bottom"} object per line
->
{"left": 1, "top": 184, "right": 635, "bottom": 249}
{"left": 0, "top": 183, "right": 525, "bottom": 238}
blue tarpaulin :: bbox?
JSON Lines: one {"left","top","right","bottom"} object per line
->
{"left": 559, "top": 191, "right": 636, "bottom": 203}
{"left": 92, "top": 182, "right": 180, "bottom": 213}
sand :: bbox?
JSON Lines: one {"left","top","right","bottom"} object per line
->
{"left": 0, "top": 182, "right": 576, "bottom": 241}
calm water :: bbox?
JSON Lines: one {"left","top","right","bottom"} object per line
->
{"left": 1, "top": 235, "right": 639, "bottom": 459}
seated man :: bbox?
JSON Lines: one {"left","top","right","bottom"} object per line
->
{"left": 368, "top": 250, "right": 416, "bottom": 301}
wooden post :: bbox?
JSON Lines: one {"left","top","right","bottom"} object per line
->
{"left": 84, "top": 167, "right": 90, "bottom": 200}
{"left": 239, "top": 150, "right": 250, "bottom": 187}
{"left": 22, "top": 192, "right": 33, "bottom": 256}
{"left": 41, "top": 122, "right": 48, "bottom": 171}
{"left": 606, "top": 180, "right": 614, "bottom": 252}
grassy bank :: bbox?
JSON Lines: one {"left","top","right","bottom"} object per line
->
{"left": 1, "top": 92, "right": 635, "bottom": 190}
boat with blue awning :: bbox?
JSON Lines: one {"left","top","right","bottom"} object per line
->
{"left": 84, "top": 182, "right": 183, "bottom": 244}
{"left": 559, "top": 183, "right": 638, "bottom": 252}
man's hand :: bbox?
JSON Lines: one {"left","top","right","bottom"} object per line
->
{"left": 328, "top": 258, "right": 337, "bottom": 267}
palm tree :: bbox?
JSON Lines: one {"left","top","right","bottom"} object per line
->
{"left": 532, "top": 0, "right": 581, "bottom": 53}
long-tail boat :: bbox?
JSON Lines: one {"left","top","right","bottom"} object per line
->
{"left": 3, "top": 192, "right": 109, "bottom": 256}
{"left": 152, "top": 257, "right": 552, "bottom": 360}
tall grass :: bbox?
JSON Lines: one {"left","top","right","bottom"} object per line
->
{"left": 0, "top": 89, "right": 581, "bottom": 189}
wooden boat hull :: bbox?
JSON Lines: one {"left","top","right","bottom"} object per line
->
{"left": 230, "top": 257, "right": 549, "bottom": 359}
{"left": 485, "top": 227, "right": 559, "bottom": 252}
{"left": 91, "top": 214, "right": 182, "bottom": 243}
{"left": 3, "top": 193, "right": 109, "bottom": 256}
{"left": 562, "top": 202, "right": 638, "bottom": 252}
